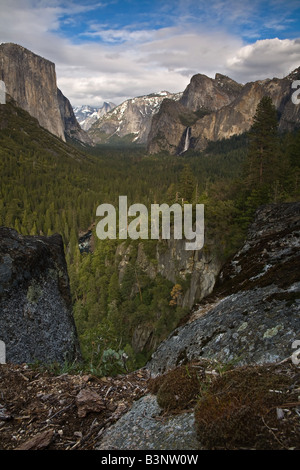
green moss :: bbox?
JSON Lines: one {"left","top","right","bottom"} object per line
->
{"left": 148, "top": 364, "right": 202, "bottom": 412}
{"left": 27, "top": 281, "right": 43, "bottom": 303}
{"left": 194, "top": 364, "right": 298, "bottom": 450}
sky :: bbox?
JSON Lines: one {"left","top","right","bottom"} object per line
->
{"left": 0, "top": 0, "right": 300, "bottom": 107}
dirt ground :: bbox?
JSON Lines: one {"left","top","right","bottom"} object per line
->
{"left": 0, "top": 363, "right": 150, "bottom": 450}
{"left": 1, "top": 360, "right": 299, "bottom": 451}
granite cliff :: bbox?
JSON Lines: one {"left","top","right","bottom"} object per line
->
{"left": 147, "top": 68, "right": 300, "bottom": 154}
{"left": 0, "top": 43, "right": 91, "bottom": 145}
{"left": 57, "top": 88, "right": 93, "bottom": 145}
{"left": 180, "top": 73, "right": 243, "bottom": 112}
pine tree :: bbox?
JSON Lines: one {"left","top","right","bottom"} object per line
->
{"left": 246, "top": 96, "right": 281, "bottom": 188}
{"left": 178, "top": 164, "right": 195, "bottom": 203}
{"left": 286, "top": 128, "right": 300, "bottom": 168}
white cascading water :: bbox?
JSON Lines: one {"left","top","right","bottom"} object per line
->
{"left": 180, "top": 127, "right": 191, "bottom": 154}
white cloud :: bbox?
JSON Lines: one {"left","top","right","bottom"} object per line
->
{"left": 226, "top": 38, "right": 300, "bottom": 81}
{"left": 82, "top": 27, "right": 155, "bottom": 44}
{"left": 53, "top": 26, "right": 244, "bottom": 106}
{"left": 0, "top": 1, "right": 299, "bottom": 106}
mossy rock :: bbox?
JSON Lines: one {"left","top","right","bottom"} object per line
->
{"left": 149, "top": 364, "right": 202, "bottom": 412}
{"left": 194, "top": 364, "right": 299, "bottom": 450}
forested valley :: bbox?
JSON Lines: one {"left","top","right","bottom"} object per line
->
{"left": 1, "top": 96, "right": 299, "bottom": 374}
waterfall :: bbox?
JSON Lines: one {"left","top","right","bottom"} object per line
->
{"left": 180, "top": 127, "right": 191, "bottom": 154}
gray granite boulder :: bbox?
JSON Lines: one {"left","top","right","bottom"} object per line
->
{"left": 0, "top": 227, "right": 81, "bottom": 364}
{"left": 97, "top": 394, "right": 200, "bottom": 450}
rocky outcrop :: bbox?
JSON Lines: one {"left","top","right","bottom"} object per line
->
{"left": 0, "top": 43, "right": 65, "bottom": 140}
{"left": 57, "top": 89, "right": 93, "bottom": 145}
{"left": 114, "top": 237, "right": 221, "bottom": 354}
{"left": 191, "top": 76, "right": 300, "bottom": 151}
{"left": 147, "top": 69, "right": 300, "bottom": 154}
{"left": 156, "top": 238, "right": 221, "bottom": 309}
{"left": 0, "top": 227, "right": 81, "bottom": 364}
{"left": 147, "top": 202, "right": 300, "bottom": 375}
{"left": 88, "top": 91, "right": 182, "bottom": 145}
{"left": 116, "top": 237, "right": 221, "bottom": 312}
{"left": 97, "top": 394, "right": 200, "bottom": 450}
{"left": 146, "top": 98, "right": 199, "bottom": 154}
{"left": 147, "top": 73, "right": 243, "bottom": 154}
{"left": 0, "top": 43, "right": 91, "bottom": 144}
{"left": 180, "top": 73, "right": 243, "bottom": 112}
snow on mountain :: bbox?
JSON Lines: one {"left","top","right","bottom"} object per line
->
{"left": 73, "top": 102, "right": 116, "bottom": 131}
{"left": 88, "top": 91, "right": 182, "bottom": 145}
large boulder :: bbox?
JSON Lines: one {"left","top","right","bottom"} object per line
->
{"left": 0, "top": 227, "right": 81, "bottom": 364}
{"left": 147, "top": 202, "right": 300, "bottom": 375}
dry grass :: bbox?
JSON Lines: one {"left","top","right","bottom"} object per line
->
{"left": 194, "top": 362, "right": 300, "bottom": 450}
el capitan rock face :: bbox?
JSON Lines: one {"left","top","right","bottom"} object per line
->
{"left": 0, "top": 43, "right": 65, "bottom": 140}
{"left": 0, "top": 43, "right": 91, "bottom": 145}
{"left": 0, "top": 227, "right": 81, "bottom": 364}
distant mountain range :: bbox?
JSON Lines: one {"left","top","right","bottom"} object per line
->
{"left": 73, "top": 103, "right": 116, "bottom": 131}
{"left": 1, "top": 42, "right": 299, "bottom": 153}
{"left": 87, "top": 91, "right": 182, "bottom": 145}
{"left": 80, "top": 69, "right": 300, "bottom": 152}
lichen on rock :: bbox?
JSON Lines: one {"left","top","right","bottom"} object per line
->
{"left": 0, "top": 227, "right": 81, "bottom": 364}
